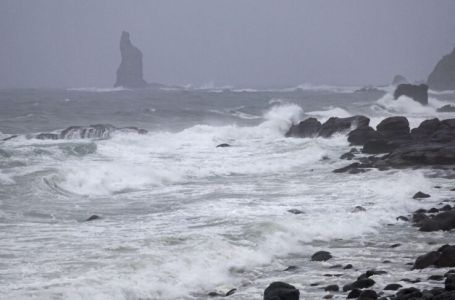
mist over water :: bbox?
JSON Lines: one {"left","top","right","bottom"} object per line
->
{"left": 1, "top": 86, "right": 455, "bottom": 299}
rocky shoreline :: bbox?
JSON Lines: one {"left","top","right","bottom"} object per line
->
{"left": 254, "top": 114, "right": 455, "bottom": 299}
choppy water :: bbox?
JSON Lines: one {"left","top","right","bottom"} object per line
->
{"left": 1, "top": 86, "right": 455, "bottom": 299}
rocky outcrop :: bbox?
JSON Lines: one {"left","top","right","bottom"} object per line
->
{"left": 392, "top": 75, "right": 408, "bottom": 85}
{"left": 413, "top": 245, "right": 455, "bottom": 269}
{"left": 34, "top": 124, "right": 147, "bottom": 140}
{"left": 428, "top": 47, "right": 455, "bottom": 91}
{"left": 264, "top": 282, "right": 299, "bottom": 300}
{"left": 114, "top": 31, "right": 148, "bottom": 88}
{"left": 394, "top": 84, "right": 429, "bottom": 105}
{"left": 285, "top": 118, "right": 321, "bottom": 138}
{"left": 286, "top": 116, "right": 369, "bottom": 138}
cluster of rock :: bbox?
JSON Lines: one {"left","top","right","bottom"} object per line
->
{"left": 286, "top": 113, "right": 455, "bottom": 173}
{"left": 34, "top": 124, "right": 147, "bottom": 140}
{"left": 263, "top": 245, "right": 455, "bottom": 300}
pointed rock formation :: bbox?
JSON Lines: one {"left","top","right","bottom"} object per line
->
{"left": 428, "top": 47, "right": 455, "bottom": 91}
{"left": 114, "top": 31, "right": 148, "bottom": 88}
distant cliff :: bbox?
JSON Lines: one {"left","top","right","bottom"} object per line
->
{"left": 114, "top": 31, "right": 148, "bottom": 88}
{"left": 427, "top": 47, "right": 455, "bottom": 91}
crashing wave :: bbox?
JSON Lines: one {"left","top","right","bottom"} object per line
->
{"left": 34, "top": 124, "right": 147, "bottom": 140}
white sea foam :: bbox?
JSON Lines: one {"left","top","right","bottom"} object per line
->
{"left": 67, "top": 87, "right": 130, "bottom": 92}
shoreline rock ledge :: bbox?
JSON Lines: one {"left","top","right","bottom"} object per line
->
{"left": 114, "top": 31, "right": 148, "bottom": 88}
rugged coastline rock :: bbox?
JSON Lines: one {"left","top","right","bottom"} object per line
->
{"left": 114, "top": 31, "right": 148, "bottom": 88}
{"left": 428, "top": 47, "right": 455, "bottom": 91}
{"left": 437, "top": 105, "right": 455, "bottom": 113}
{"left": 286, "top": 116, "right": 369, "bottom": 138}
{"left": 394, "top": 83, "right": 429, "bottom": 105}
{"left": 34, "top": 124, "right": 147, "bottom": 140}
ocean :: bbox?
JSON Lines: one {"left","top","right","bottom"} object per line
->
{"left": 1, "top": 86, "right": 455, "bottom": 299}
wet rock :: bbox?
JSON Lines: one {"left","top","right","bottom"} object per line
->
{"left": 348, "top": 127, "right": 381, "bottom": 146}
{"left": 394, "top": 83, "right": 429, "bottom": 105}
{"left": 340, "top": 151, "right": 356, "bottom": 160}
{"left": 413, "top": 251, "right": 441, "bottom": 269}
{"left": 427, "top": 46, "right": 455, "bottom": 91}
{"left": 395, "top": 287, "right": 422, "bottom": 299}
{"left": 343, "top": 278, "right": 375, "bottom": 291}
{"left": 376, "top": 116, "right": 411, "bottom": 140}
{"left": 283, "top": 266, "right": 298, "bottom": 271}
{"left": 225, "top": 289, "right": 236, "bottom": 296}
{"left": 390, "top": 243, "right": 401, "bottom": 248}
{"left": 429, "top": 275, "right": 445, "bottom": 281}
{"left": 353, "top": 206, "right": 367, "bottom": 212}
{"left": 418, "top": 210, "right": 455, "bottom": 231}
{"left": 114, "top": 31, "right": 148, "bottom": 88}
{"left": 35, "top": 133, "right": 59, "bottom": 140}
{"left": 216, "top": 143, "right": 231, "bottom": 148}
{"left": 414, "top": 245, "right": 455, "bottom": 269}
{"left": 396, "top": 216, "right": 409, "bottom": 222}
{"left": 384, "top": 283, "right": 402, "bottom": 291}
{"left": 311, "top": 251, "right": 332, "bottom": 262}
{"left": 287, "top": 209, "right": 304, "bottom": 215}
{"left": 333, "top": 163, "right": 369, "bottom": 174}
{"left": 428, "top": 207, "right": 440, "bottom": 213}
{"left": 263, "top": 282, "right": 299, "bottom": 300}
{"left": 85, "top": 215, "right": 101, "bottom": 222}
{"left": 441, "top": 204, "right": 452, "bottom": 211}
{"left": 318, "top": 116, "right": 370, "bottom": 138}
{"left": 322, "top": 295, "right": 333, "bottom": 299}
{"left": 324, "top": 285, "right": 339, "bottom": 292}
{"left": 1, "top": 135, "right": 18, "bottom": 141}
{"left": 437, "top": 105, "right": 455, "bottom": 113}
{"left": 446, "top": 274, "right": 455, "bottom": 291}
{"left": 285, "top": 118, "right": 321, "bottom": 138}
{"left": 362, "top": 139, "right": 398, "bottom": 154}
{"left": 343, "top": 264, "right": 353, "bottom": 269}
{"left": 358, "top": 290, "right": 377, "bottom": 300}
{"left": 413, "top": 191, "right": 431, "bottom": 199}
{"left": 347, "top": 289, "right": 362, "bottom": 298}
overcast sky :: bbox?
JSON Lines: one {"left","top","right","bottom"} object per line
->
{"left": 0, "top": 0, "right": 454, "bottom": 89}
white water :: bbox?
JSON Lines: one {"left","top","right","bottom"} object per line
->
{"left": 1, "top": 93, "right": 455, "bottom": 299}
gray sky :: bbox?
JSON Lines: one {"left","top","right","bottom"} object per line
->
{"left": 1, "top": 0, "right": 454, "bottom": 89}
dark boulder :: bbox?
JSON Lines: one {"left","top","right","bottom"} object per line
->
{"left": 384, "top": 283, "right": 402, "bottom": 291}
{"left": 394, "top": 84, "right": 429, "bottom": 105}
{"left": 348, "top": 127, "right": 382, "bottom": 146}
{"left": 446, "top": 275, "right": 455, "bottom": 291}
{"left": 287, "top": 209, "right": 304, "bottom": 215}
{"left": 413, "top": 251, "right": 441, "bottom": 269}
{"left": 347, "top": 289, "right": 362, "bottom": 298}
{"left": 285, "top": 118, "right": 321, "bottom": 138}
{"left": 376, "top": 116, "right": 411, "bottom": 140}
{"left": 395, "top": 287, "right": 422, "bottom": 299}
{"left": 318, "top": 116, "right": 370, "bottom": 138}
{"left": 385, "top": 142, "right": 455, "bottom": 166}
{"left": 418, "top": 210, "right": 455, "bottom": 232}
{"left": 324, "top": 285, "right": 339, "bottom": 292}
{"left": 343, "top": 278, "right": 375, "bottom": 291}
{"left": 414, "top": 245, "right": 455, "bottom": 269}
{"left": 427, "top": 47, "right": 455, "bottom": 91}
{"left": 263, "top": 282, "right": 299, "bottom": 300}
{"left": 411, "top": 118, "right": 442, "bottom": 140}
{"left": 311, "top": 251, "right": 332, "bottom": 262}
{"left": 362, "top": 139, "right": 398, "bottom": 154}
{"left": 216, "top": 143, "right": 231, "bottom": 148}
{"left": 358, "top": 290, "right": 377, "bottom": 300}
{"left": 413, "top": 191, "right": 431, "bottom": 199}
{"left": 85, "top": 215, "right": 101, "bottom": 222}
